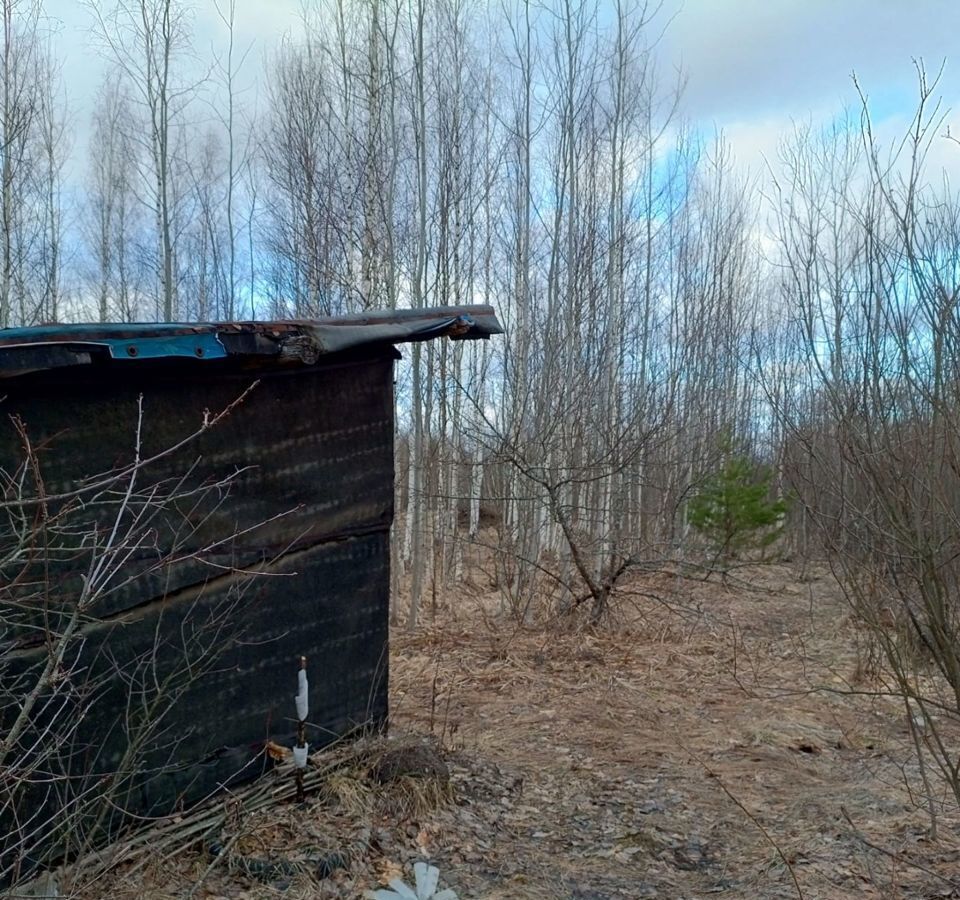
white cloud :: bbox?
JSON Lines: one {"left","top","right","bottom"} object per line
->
{"left": 655, "top": 0, "right": 960, "bottom": 123}
{"left": 40, "top": 1, "right": 960, "bottom": 204}
{"left": 47, "top": 0, "right": 307, "bottom": 186}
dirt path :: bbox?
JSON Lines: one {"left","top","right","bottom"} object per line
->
{"left": 70, "top": 564, "right": 960, "bottom": 899}
{"left": 391, "top": 564, "right": 960, "bottom": 899}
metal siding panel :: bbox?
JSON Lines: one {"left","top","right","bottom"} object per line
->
{"left": 0, "top": 354, "right": 394, "bottom": 868}
{"left": 0, "top": 355, "right": 395, "bottom": 630}
{"left": 3, "top": 531, "right": 389, "bottom": 812}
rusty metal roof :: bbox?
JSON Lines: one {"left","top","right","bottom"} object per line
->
{"left": 0, "top": 304, "right": 502, "bottom": 378}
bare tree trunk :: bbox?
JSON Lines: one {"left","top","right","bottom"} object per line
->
{"left": 406, "top": 0, "right": 429, "bottom": 630}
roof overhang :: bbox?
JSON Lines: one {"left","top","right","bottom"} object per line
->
{"left": 0, "top": 305, "right": 503, "bottom": 379}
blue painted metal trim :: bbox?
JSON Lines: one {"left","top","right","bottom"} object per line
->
{"left": 102, "top": 333, "right": 227, "bottom": 361}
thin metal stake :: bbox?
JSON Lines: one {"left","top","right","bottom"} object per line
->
{"left": 295, "top": 655, "right": 308, "bottom": 803}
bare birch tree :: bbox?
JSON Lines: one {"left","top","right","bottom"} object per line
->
{"left": 86, "top": 0, "right": 198, "bottom": 322}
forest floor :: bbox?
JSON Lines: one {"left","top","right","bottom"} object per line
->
{"left": 70, "top": 562, "right": 960, "bottom": 899}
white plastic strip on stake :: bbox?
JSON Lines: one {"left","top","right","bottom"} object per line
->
{"left": 293, "top": 743, "right": 309, "bottom": 769}
{"left": 295, "top": 668, "right": 309, "bottom": 721}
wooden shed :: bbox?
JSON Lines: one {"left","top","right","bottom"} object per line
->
{"left": 0, "top": 306, "right": 501, "bottom": 875}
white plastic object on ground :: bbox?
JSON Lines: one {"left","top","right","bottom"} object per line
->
{"left": 364, "top": 862, "right": 459, "bottom": 899}
{"left": 414, "top": 862, "right": 439, "bottom": 897}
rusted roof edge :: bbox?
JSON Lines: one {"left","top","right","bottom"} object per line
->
{"left": 0, "top": 305, "right": 502, "bottom": 377}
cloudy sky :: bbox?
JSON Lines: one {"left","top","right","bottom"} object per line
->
{"left": 658, "top": 0, "right": 960, "bottom": 175}
{"left": 43, "top": 0, "right": 960, "bottom": 183}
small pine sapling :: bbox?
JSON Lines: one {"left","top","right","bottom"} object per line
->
{"left": 689, "top": 453, "right": 787, "bottom": 566}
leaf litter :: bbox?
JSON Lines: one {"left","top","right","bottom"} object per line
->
{"left": 59, "top": 563, "right": 960, "bottom": 899}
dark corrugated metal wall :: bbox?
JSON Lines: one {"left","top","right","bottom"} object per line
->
{"left": 0, "top": 350, "right": 395, "bottom": 864}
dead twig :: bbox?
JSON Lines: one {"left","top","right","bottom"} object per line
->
{"left": 695, "top": 755, "right": 805, "bottom": 900}
{"left": 840, "top": 806, "right": 959, "bottom": 890}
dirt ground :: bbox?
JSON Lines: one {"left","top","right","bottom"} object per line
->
{"left": 386, "top": 563, "right": 960, "bottom": 900}
{"left": 64, "top": 562, "right": 960, "bottom": 899}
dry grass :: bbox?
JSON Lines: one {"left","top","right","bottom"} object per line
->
{"left": 391, "top": 561, "right": 960, "bottom": 899}
{"left": 24, "top": 560, "right": 960, "bottom": 899}
{"left": 49, "top": 736, "right": 456, "bottom": 899}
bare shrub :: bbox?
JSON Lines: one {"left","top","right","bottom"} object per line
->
{"left": 774, "top": 64, "right": 960, "bottom": 823}
{"left": 0, "top": 388, "right": 284, "bottom": 889}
